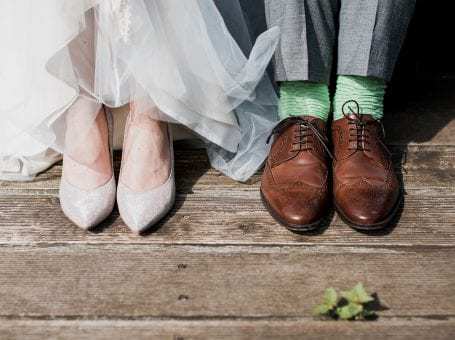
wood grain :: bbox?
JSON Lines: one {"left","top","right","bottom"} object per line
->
{"left": 1, "top": 318, "right": 455, "bottom": 340}
{"left": 0, "top": 194, "right": 454, "bottom": 246}
{"left": 0, "top": 245, "right": 454, "bottom": 318}
{"left": 0, "top": 145, "right": 453, "bottom": 245}
{"left": 0, "top": 102, "right": 453, "bottom": 339}
{"left": 1, "top": 145, "right": 454, "bottom": 196}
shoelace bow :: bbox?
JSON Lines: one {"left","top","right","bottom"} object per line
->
{"left": 342, "top": 100, "right": 390, "bottom": 154}
{"left": 267, "top": 116, "right": 334, "bottom": 159}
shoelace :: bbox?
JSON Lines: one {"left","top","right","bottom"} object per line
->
{"left": 267, "top": 116, "right": 334, "bottom": 159}
{"left": 342, "top": 100, "right": 390, "bottom": 154}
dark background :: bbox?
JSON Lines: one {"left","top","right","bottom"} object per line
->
{"left": 389, "top": 0, "right": 454, "bottom": 104}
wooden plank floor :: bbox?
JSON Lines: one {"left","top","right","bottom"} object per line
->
{"left": 0, "top": 79, "right": 454, "bottom": 339}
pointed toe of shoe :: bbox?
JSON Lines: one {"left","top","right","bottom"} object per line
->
{"left": 59, "top": 177, "right": 116, "bottom": 230}
{"left": 62, "top": 208, "right": 103, "bottom": 230}
{"left": 117, "top": 179, "right": 175, "bottom": 234}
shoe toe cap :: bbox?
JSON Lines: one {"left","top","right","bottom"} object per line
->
{"left": 335, "top": 182, "right": 400, "bottom": 226}
{"left": 262, "top": 187, "right": 329, "bottom": 227}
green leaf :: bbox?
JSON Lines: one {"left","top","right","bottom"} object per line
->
{"left": 312, "top": 288, "right": 339, "bottom": 317}
{"left": 323, "top": 288, "right": 338, "bottom": 307}
{"left": 341, "top": 283, "right": 374, "bottom": 304}
{"left": 337, "top": 302, "right": 363, "bottom": 320}
{"left": 312, "top": 304, "right": 332, "bottom": 316}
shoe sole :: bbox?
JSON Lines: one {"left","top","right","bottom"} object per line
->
{"left": 334, "top": 193, "right": 403, "bottom": 231}
{"left": 260, "top": 190, "right": 324, "bottom": 232}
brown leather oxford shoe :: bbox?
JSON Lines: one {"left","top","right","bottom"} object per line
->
{"left": 332, "top": 101, "right": 401, "bottom": 230}
{"left": 260, "top": 115, "right": 332, "bottom": 232}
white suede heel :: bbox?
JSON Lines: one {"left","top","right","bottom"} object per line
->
{"left": 59, "top": 111, "right": 116, "bottom": 230}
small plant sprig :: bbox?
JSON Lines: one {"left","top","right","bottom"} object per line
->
{"left": 313, "top": 283, "right": 379, "bottom": 320}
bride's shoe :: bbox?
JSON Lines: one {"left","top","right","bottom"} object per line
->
{"left": 59, "top": 109, "right": 116, "bottom": 230}
{"left": 117, "top": 111, "right": 175, "bottom": 234}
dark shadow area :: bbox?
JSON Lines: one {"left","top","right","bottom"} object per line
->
{"left": 289, "top": 208, "right": 335, "bottom": 236}
{"left": 140, "top": 145, "right": 210, "bottom": 236}
{"left": 377, "top": 1, "right": 455, "bottom": 234}
{"left": 89, "top": 211, "right": 118, "bottom": 234}
{"left": 385, "top": 0, "right": 455, "bottom": 145}
{"left": 366, "top": 293, "right": 390, "bottom": 313}
{"left": 358, "top": 293, "right": 390, "bottom": 321}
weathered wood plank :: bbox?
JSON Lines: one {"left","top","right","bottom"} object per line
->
{"left": 1, "top": 318, "right": 455, "bottom": 340}
{"left": 1, "top": 145, "right": 453, "bottom": 196}
{"left": 0, "top": 193, "right": 454, "bottom": 246}
{"left": 0, "top": 144, "right": 453, "bottom": 245}
{"left": 0, "top": 245, "right": 454, "bottom": 318}
{"left": 0, "top": 142, "right": 453, "bottom": 246}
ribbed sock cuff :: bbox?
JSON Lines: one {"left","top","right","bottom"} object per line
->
{"left": 333, "top": 75, "right": 386, "bottom": 121}
{"left": 279, "top": 81, "right": 330, "bottom": 122}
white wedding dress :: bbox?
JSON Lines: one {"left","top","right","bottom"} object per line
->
{"left": 0, "top": 0, "right": 280, "bottom": 182}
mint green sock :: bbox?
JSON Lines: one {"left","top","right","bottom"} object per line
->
{"left": 279, "top": 81, "right": 330, "bottom": 122}
{"left": 333, "top": 75, "right": 386, "bottom": 121}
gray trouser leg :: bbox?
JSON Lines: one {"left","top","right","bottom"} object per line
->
{"left": 337, "top": 0, "right": 416, "bottom": 81}
{"left": 264, "top": 0, "right": 338, "bottom": 83}
{"left": 215, "top": 0, "right": 253, "bottom": 55}
{"left": 265, "top": 0, "right": 415, "bottom": 83}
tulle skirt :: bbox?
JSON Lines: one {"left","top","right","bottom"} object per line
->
{"left": 0, "top": 0, "right": 280, "bottom": 181}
